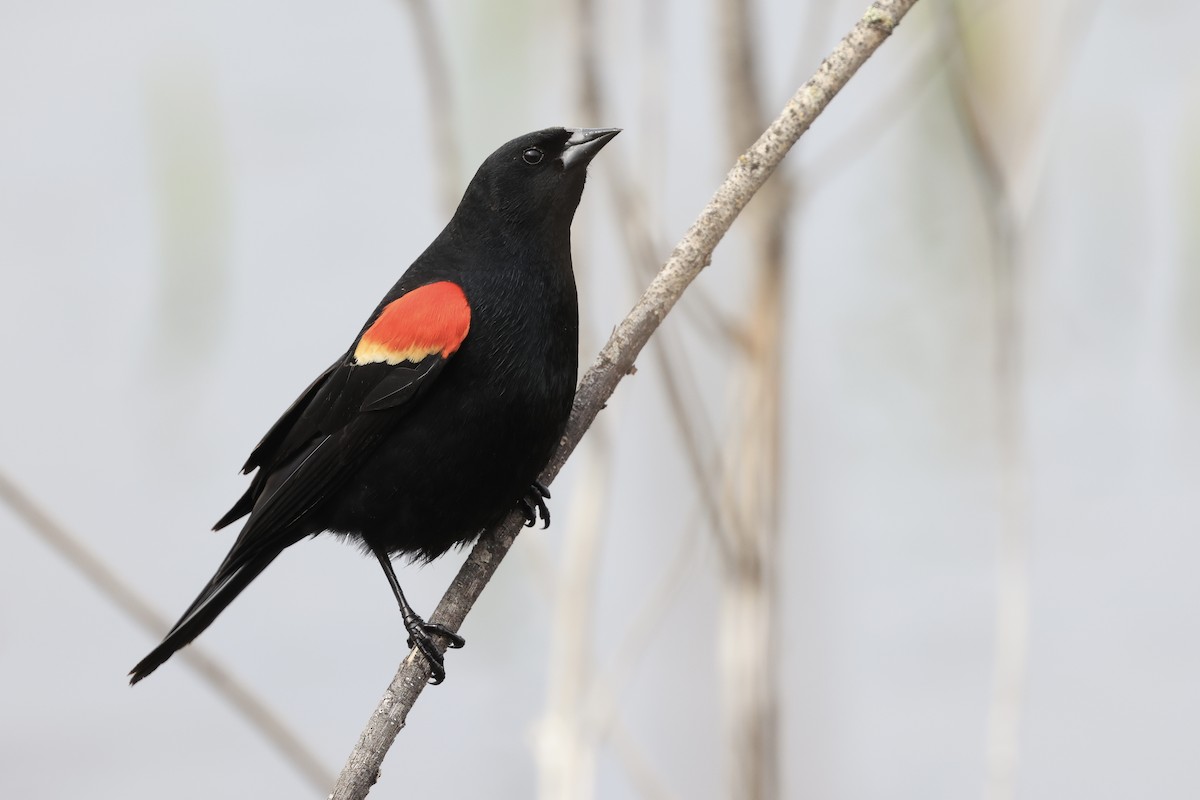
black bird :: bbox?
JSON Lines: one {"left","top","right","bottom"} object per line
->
{"left": 131, "top": 127, "right": 619, "bottom": 685}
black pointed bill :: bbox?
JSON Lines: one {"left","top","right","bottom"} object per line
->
{"left": 561, "top": 127, "right": 621, "bottom": 170}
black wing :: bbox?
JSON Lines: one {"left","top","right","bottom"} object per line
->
{"left": 213, "top": 353, "right": 446, "bottom": 532}
{"left": 130, "top": 279, "right": 471, "bottom": 684}
{"left": 129, "top": 352, "right": 449, "bottom": 684}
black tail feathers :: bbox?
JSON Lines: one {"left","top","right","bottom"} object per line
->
{"left": 129, "top": 553, "right": 277, "bottom": 684}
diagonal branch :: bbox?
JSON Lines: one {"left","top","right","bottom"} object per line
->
{"left": 330, "top": 1, "right": 921, "bottom": 796}
{"left": 0, "top": 469, "right": 334, "bottom": 793}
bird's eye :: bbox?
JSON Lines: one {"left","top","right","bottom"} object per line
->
{"left": 522, "top": 148, "right": 544, "bottom": 165}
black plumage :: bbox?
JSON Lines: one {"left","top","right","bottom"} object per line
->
{"left": 131, "top": 127, "right": 618, "bottom": 685}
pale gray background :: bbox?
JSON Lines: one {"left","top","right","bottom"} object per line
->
{"left": 1, "top": 0, "right": 1196, "bottom": 798}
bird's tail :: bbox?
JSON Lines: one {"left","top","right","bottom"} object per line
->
{"left": 129, "top": 551, "right": 278, "bottom": 684}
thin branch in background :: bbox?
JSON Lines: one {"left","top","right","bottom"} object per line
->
{"left": 331, "top": 3, "right": 922, "bottom": 796}
{"left": 575, "top": 0, "right": 740, "bottom": 567}
{"left": 515, "top": 501, "right": 564, "bottom": 603}
{"left": 607, "top": 719, "right": 682, "bottom": 800}
{"left": 576, "top": 20, "right": 766, "bottom": 793}
{"left": 397, "top": 0, "right": 461, "bottom": 216}
{"left": 539, "top": 0, "right": 734, "bottom": 791}
{"left": 639, "top": 0, "right": 668, "bottom": 235}
{"left": 579, "top": 503, "right": 707, "bottom": 797}
{"left": 715, "top": 0, "right": 792, "bottom": 797}
{"left": 574, "top": 449, "right": 724, "bottom": 792}
{"left": 589, "top": 4, "right": 750, "bottom": 353}
{"left": 944, "top": 55, "right": 1027, "bottom": 800}
{"left": 939, "top": 4, "right": 1028, "bottom": 799}
{"left": 609, "top": 168, "right": 740, "bottom": 558}
{"left": 534, "top": 424, "right": 614, "bottom": 800}
{"left": 648, "top": 328, "right": 735, "bottom": 558}
{"left": 949, "top": 0, "right": 1099, "bottom": 228}
{"left": 940, "top": 3, "right": 1097, "bottom": 798}
{"left": 568, "top": 15, "right": 745, "bottom": 795}
{"left": 802, "top": 29, "right": 944, "bottom": 197}
{"left": 547, "top": 3, "right": 746, "bottom": 787}
{"left": 532, "top": 2, "right": 623, "bottom": 795}
{"left": 785, "top": 0, "right": 840, "bottom": 98}
{"left": 584, "top": 504, "right": 703, "bottom": 735}
{"left": 610, "top": 155, "right": 752, "bottom": 351}
{"left": 0, "top": 469, "right": 334, "bottom": 794}
{"left": 805, "top": 0, "right": 1095, "bottom": 210}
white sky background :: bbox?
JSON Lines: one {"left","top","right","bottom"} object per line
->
{"left": 1, "top": 0, "right": 1197, "bottom": 798}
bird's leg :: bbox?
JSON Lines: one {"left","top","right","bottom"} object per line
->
{"left": 372, "top": 548, "right": 464, "bottom": 685}
{"left": 518, "top": 480, "right": 551, "bottom": 529}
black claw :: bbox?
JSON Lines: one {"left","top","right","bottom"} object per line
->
{"left": 405, "top": 621, "right": 466, "bottom": 685}
{"left": 519, "top": 497, "right": 537, "bottom": 527}
{"left": 399, "top": 601, "right": 465, "bottom": 685}
{"left": 406, "top": 621, "right": 465, "bottom": 651}
{"left": 409, "top": 630, "right": 448, "bottom": 685}
{"left": 519, "top": 481, "right": 551, "bottom": 529}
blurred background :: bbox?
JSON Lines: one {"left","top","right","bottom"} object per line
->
{"left": 1, "top": 0, "right": 1197, "bottom": 797}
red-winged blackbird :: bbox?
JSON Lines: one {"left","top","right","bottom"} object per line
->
{"left": 131, "top": 127, "right": 619, "bottom": 685}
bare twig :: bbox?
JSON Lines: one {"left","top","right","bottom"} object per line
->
{"left": 0, "top": 469, "right": 334, "bottom": 794}
{"left": 330, "top": 3, "right": 921, "bottom": 796}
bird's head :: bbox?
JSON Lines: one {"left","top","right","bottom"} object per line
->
{"left": 459, "top": 127, "right": 620, "bottom": 232}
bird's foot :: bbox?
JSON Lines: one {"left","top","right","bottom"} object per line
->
{"left": 404, "top": 617, "right": 465, "bottom": 685}
{"left": 518, "top": 480, "right": 551, "bottom": 529}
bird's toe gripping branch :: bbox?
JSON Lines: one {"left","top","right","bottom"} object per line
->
{"left": 518, "top": 480, "right": 551, "bottom": 529}
{"left": 404, "top": 617, "right": 466, "bottom": 686}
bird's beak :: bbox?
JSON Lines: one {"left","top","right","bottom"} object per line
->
{"left": 560, "top": 128, "right": 621, "bottom": 170}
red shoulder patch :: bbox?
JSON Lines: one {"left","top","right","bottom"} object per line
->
{"left": 354, "top": 281, "right": 471, "bottom": 366}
